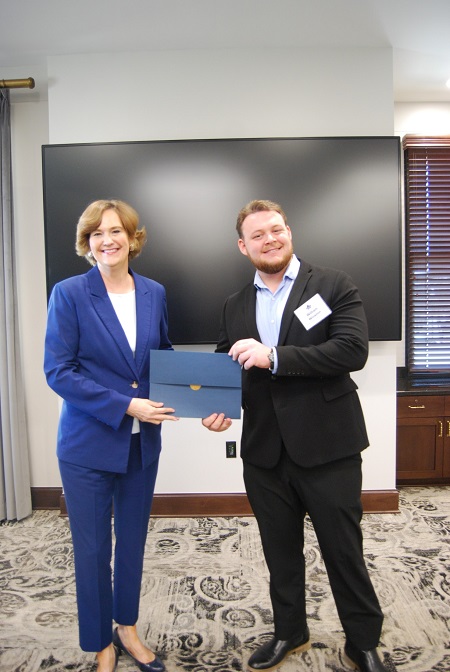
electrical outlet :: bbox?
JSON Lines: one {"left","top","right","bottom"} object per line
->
{"left": 226, "top": 441, "right": 237, "bottom": 458}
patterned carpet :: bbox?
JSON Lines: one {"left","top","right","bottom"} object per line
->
{"left": 0, "top": 486, "right": 449, "bottom": 672}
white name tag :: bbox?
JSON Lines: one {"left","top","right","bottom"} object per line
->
{"left": 294, "top": 293, "right": 332, "bottom": 330}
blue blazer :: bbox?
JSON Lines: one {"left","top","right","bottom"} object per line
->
{"left": 44, "top": 266, "right": 172, "bottom": 473}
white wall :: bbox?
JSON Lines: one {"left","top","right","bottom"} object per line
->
{"left": 11, "top": 46, "right": 400, "bottom": 492}
{"left": 47, "top": 48, "right": 394, "bottom": 143}
{"left": 395, "top": 102, "right": 450, "bottom": 136}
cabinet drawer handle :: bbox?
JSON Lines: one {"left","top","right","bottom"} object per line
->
{"left": 438, "top": 420, "right": 443, "bottom": 438}
{"left": 447, "top": 420, "right": 450, "bottom": 438}
{"left": 408, "top": 404, "right": 426, "bottom": 409}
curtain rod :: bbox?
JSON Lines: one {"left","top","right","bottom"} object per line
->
{"left": 0, "top": 77, "right": 35, "bottom": 89}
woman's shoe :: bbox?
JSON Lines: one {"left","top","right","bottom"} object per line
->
{"left": 113, "top": 627, "right": 165, "bottom": 672}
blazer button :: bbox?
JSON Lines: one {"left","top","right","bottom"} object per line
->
{"left": 131, "top": 381, "right": 138, "bottom": 388}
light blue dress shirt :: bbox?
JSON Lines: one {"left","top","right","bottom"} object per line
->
{"left": 254, "top": 255, "right": 300, "bottom": 373}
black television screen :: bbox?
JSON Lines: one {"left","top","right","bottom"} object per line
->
{"left": 42, "top": 137, "right": 401, "bottom": 343}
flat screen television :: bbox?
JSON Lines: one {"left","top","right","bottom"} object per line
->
{"left": 42, "top": 137, "right": 401, "bottom": 343}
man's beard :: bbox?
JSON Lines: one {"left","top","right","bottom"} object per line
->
{"left": 251, "top": 245, "right": 293, "bottom": 275}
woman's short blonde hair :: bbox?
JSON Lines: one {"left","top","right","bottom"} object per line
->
{"left": 75, "top": 199, "right": 147, "bottom": 265}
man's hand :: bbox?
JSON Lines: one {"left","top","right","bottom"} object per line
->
{"left": 228, "top": 338, "right": 272, "bottom": 370}
{"left": 202, "top": 413, "right": 232, "bottom": 432}
{"left": 127, "top": 398, "right": 179, "bottom": 425}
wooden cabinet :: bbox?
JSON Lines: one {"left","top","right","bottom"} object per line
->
{"left": 397, "top": 394, "right": 450, "bottom": 483}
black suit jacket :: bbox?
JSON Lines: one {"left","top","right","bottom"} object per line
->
{"left": 216, "top": 259, "right": 370, "bottom": 468}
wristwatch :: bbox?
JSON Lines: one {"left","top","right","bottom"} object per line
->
{"left": 267, "top": 347, "right": 275, "bottom": 370}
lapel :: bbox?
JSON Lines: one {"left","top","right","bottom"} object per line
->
{"left": 278, "top": 259, "right": 312, "bottom": 345}
{"left": 133, "top": 271, "right": 153, "bottom": 373}
{"left": 243, "top": 283, "right": 260, "bottom": 340}
{"left": 87, "top": 266, "right": 138, "bottom": 376}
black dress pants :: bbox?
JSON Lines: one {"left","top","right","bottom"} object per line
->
{"left": 243, "top": 450, "right": 383, "bottom": 650}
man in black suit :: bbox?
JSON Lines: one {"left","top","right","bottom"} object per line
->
{"left": 203, "top": 200, "right": 388, "bottom": 672}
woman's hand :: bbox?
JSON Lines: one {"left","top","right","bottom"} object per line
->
{"left": 127, "top": 398, "right": 179, "bottom": 425}
{"left": 202, "top": 413, "right": 232, "bottom": 432}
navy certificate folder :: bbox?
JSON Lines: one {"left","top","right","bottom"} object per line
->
{"left": 149, "top": 350, "right": 242, "bottom": 418}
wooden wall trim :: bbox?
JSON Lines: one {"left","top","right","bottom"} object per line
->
{"left": 32, "top": 487, "right": 399, "bottom": 517}
{"left": 31, "top": 487, "right": 63, "bottom": 510}
{"left": 150, "top": 493, "right": 254, "bottom": 517}
{"left": 361, "top": 489, "right": 399, "bottom": 513}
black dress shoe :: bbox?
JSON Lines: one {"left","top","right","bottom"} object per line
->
{"left": 247, "top": 628, "right": 311, "bottom": 671}
{"left": 344, "top": 641, "right": 388, "bottom": 672}
{"left": 113, "top": 627, "right": 166, "bottom": 672}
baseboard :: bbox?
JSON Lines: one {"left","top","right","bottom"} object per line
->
{"left": 149, "top": 493, "right": 255, "bottom": 517}
{"left": 361, "top": 489, "right": 399, "bottom": 513}
{"left": 31, "top": 487, "right": 64, "bottom": 510}
{"left": 32, "top": 487, "right": 399, "bottom": 516}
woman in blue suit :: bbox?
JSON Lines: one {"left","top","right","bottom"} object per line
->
{"left": 44, "top": 200, "right": 178, "bottom": 672}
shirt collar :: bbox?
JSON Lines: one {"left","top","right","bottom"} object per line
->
{"left": 254, "top": 255, "right": 300, "bottom": 289}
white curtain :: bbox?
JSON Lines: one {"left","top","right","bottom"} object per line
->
{"left": 0, "top": 88, "right": 32, "bottom": 521}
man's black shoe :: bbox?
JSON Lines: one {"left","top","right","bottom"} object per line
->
{"left": 344, "top": 641, "right": 388, "bottom": 672}
{"left": 247, "top": 628, "right": 311, "bottom": 671}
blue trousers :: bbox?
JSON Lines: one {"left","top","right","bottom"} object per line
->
{"left": 59, "top": 434, "right": 159, "bottom": 652}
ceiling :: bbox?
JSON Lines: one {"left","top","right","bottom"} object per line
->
{"left": 2, "top": 0, "right": 450, "bottom": 102}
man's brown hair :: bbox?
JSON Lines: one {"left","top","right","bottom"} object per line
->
{"left": 236, "top": 199, "right": 287, "bottom": 237}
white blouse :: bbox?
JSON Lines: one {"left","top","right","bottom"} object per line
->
{"left": 108, "top": 290, "right": 139, "bottom": 434}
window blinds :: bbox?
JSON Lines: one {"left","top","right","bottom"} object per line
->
{"left": 403, "top": 136, "right": 450, "bottom": 374}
